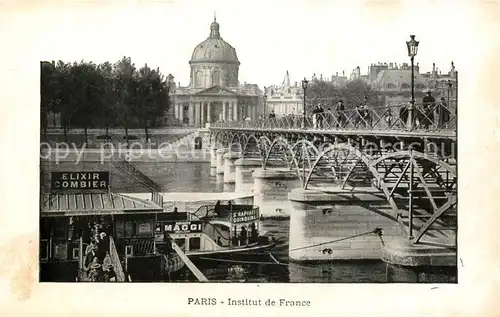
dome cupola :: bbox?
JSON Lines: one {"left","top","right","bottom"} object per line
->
{"left": 190, "top": 17, "right": 239, "bottom": 65}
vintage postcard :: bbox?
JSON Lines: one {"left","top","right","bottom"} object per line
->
{"left": 1, "top": 0, "right": 498, "bottom": 316}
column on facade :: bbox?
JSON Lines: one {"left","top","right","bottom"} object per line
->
{"left": 207, "top": 101, "right": 212, "bottom": 123}
{"left": 232, "top": 102, "right": 238, "bottom": 121}
{"left": 179, "top": 103, "right": 184, "bottom": 124}
{"left": 194, "top": 101, "right": 200, "bottom": 127}
{"left": 200, "top": 101, "right": 205, "bottom": 127}
{"left": 189, "top": 102, "right": 195, "bottom": 126}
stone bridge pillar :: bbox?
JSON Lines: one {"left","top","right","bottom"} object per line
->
{"left": 223, "top": 152, "right": 242, "bottom": 184}
{"left": 216, "top": 148, "right": 228, "bottom": 174}
{"left": 234, "top": 158, "right": 262, "bottom": 193}
{"left": 252, "top": 168, "right": 300, "bottom": 218}
{"left": 288, "top": 187, "right": 401, "bottom": 262}
{"left": 210, "top": 146, "right": 217, "bottom": 169}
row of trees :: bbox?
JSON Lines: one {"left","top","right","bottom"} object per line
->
{"left": 40, "top": 57, "right": 172, "bottom": 143}
{"left": 306, "top": 79, "right": 384, "bottom": 111}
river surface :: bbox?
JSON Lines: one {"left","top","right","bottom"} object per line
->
{"left": 43, "top": 161, "right": 456, "bottom": 283}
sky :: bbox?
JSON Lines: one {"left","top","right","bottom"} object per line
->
{"left": 0, "top": 0, "right": 498, "bottom": 89}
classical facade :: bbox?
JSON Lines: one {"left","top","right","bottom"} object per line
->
{"left": 264, "top": 71, "right": 303, "bottom": 116}
{"left": 170, "top": 18, "right": 261, "bottom": 127}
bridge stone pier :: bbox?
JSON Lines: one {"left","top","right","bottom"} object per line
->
{"left": 210, "top": 146, "right": 217, "bottom": 169}
{"left": 288, "top": 187, "right": 402, "bottom": 261}
{"left": 223, "top": 152, "right": 242, "bottom": 184}
{"left": 215, "top": 148, "right": 228, "bottom": 175}
{"left": 234, "top": 158, "right": 262, "bottom": 193}
{"left": 253, "top": 168, "right": 300, "bottom": 218}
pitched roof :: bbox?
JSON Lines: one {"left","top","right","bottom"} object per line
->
{"left": 373, "top": 69, "right": 428, "bottom": 89}
{"left": 41, "top": 192, "right": 163, "bottom": 216}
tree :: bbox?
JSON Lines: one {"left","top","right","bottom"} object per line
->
{"left": 40, "top": 56, "right": 173, "bottom": 146}
{"left": 40, "top": 61, "right": 56, "bottom": 140}
{"left": 306, "top": 79, "right": 383, "bottom": 112}
{"left": 113, "top": 57, "right": 136, "bottom": 147}
{"left": 134, "top": 64, "right": 170, "bottom": 143}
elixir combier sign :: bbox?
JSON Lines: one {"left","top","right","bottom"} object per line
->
{"left": 51, "top": 172, "right": 109, "bottom": 191}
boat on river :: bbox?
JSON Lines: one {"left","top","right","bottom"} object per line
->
{"left": 123, "top": 192, "right": 276, "bottom": 259}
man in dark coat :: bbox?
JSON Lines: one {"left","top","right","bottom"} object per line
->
{"left": 336, "top": 100, "right": 345, "bottom": 128}
{"left": 421, "top": 90, "right": 436, "bottom": 128}
{"left": 437, "top": 97, "right": 451, "bottom": 128}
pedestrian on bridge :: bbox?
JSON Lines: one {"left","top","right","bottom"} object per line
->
{"left": 312, "top": 104, "right": 324, "bottom": 129}
{"left": 336, "top": 100, "right": 345, "bottom": 128}
{"left": 354, "top": 105, "right": 362, "bottom": 128}
{"left": 269, "top": 110, "right": 276, "bottom": 119}
{"left": 399, "top": 105, "right": 409, "bottom": 128}
{"left": 362, "top": 97, "right": 372, "bottom": 128}
{"left": 421, "top": 90, "right": 436, "bottom": 129}
{"left": 437, "top": 97, "right": 451, "bottom": 128}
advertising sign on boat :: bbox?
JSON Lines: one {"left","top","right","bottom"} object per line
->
{"left": 164, "top": 221, "right": 203, "bottom": 233}
{"left": 231, "top": 209, "right": 259, "bottom": 224}
{"left": 51, "top": 172, "right": 109, "bottom": 191}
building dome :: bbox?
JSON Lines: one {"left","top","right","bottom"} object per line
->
{"left": 190, "top": 18, "right": 240, "bottom": 65}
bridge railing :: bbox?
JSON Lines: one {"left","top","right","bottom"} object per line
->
{"left": 212, "top": 100, "right": 457, "bottom": 132}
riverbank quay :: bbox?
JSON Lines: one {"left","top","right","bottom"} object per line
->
{"left": 41, "top": 128, "right": 197, "bottom": 148}
{"left": 40, "top": 148, "right": 212, "bottom": 163}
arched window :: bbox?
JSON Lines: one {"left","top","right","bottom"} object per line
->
{"left": 194, "top": 137, "right": 203, "bottom": 150}
{"left": 386, "top": 83, "right": 396, "bottom": 89}
{"left": 401, "top": 83, "right": 410, "bottom": 89}
{"left": 211, "top": 71, "right": 220, "bottom": 86}
{"left": 195, "top": 71, "right": 204, "bottom": 87}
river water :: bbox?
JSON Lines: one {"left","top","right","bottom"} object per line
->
{"left": 42, "top": 161, "right": 456, "bottom": 283}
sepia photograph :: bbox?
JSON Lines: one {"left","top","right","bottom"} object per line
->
{"left": 37, "top": 2, "right": 460, "bottom": 285}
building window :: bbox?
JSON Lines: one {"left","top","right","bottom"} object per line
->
{"left": 189, "top": 237, "right": 201, "bottom": 251}
{"left": 195, "top": 71, "right": 204, "bottom": 87}
{"left": 175, "top": 238, "right": 186, "bottom": 251}
{"left": 401, "top": 83, "right": 410, "bottom": 89}
{"left": 385, "top": 83, "right": 396, "bottom": 89}
{"left": 211, "top": 71, "right": 220, "bottom": 86}
{"left": 416, "top": 84, "right": 425, "bottom": 89}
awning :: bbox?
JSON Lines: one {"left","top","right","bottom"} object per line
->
{"left": 41, "top": 192, "right": 164, "bottom": 216}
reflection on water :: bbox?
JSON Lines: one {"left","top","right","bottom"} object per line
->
{"left": 42, "top": 161, "right": 456, "bottom": 283}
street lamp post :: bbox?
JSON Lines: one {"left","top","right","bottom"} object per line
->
{"left": 166, "top": 74, "right": 174, "bottom": 126}
{"left": 301, "top": 78, "right": 308, "bottom": 129}
{"left": 406, "top": 35, "right": 419, "bottom": 129}
{"left": 447, "top": 79, "right": 452, "bottom": 108}
{"left": 263, "top": 88, "right": 267, "bottom": 118}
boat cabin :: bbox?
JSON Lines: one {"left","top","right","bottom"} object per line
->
{"left": 40, "top": 192, "right": 166, "bottom": 281}
{"left": 129, "top": 192, "right": 265, "bottom": 256}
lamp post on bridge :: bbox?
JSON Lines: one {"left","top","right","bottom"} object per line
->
{"left": 406, "top": 35, "right": 419, "bottom": 129}
{"left": 166, "top": 74, "right": 174, "bottom": 126}
{"left": 301, "top": 78, "right": 308, "bottom": 129}
{"left": 263, "top": 88, "right": 268, "bottom": 118}
{"left": 447, "top": 79, "right": 452, "bottom": 108}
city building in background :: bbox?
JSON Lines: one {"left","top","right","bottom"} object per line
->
{"left": 264, "top": 71, "right": 303, "bottom": 116}
{"left": 170, "top": 17, "right": 261, "bottom": 127}
{"left": 350, "top": 61, "right": 458, "bottom": 105}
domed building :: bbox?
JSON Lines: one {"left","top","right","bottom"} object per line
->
{"left": 171, "top": 17, "right": 261, "bottom": 127}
